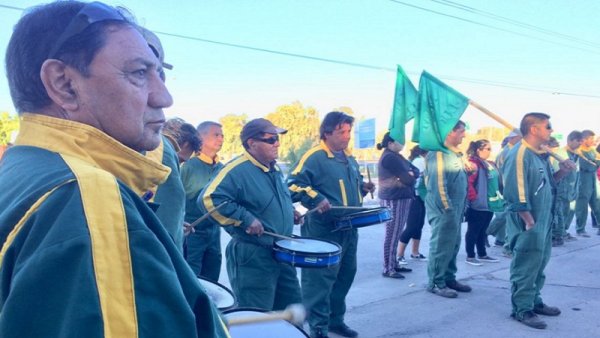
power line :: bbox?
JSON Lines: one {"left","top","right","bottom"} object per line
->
{"left": 430, "top": 0, "right": 600, "bottom": 49}
{"left": 1, "top": 2, "right": 598, "bottom": 99}
{"left": 388, "top": 0, "right": 600, "bottom": 55}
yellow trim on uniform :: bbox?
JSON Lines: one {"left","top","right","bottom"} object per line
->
{"left": 62, "top": 154, "right": 138, "bottom": 338}
{"left": 436, "top": 152, "right": 450, "bottom": 210}
{"left": 0, "top": 179, "right": 76, "bottom": 268}
{"left": 15, "top": 114, "right": 170, "bottom": 196}
{"left": 289, "top": 184, "right": 318, "bottom": 198}
{"left": 202, "top": 156, "right": 247, "bottom": 226}
{"left": 243, "top": 150, "right": 270, "bottom": 172}
{"left": 198, "top": 152, "right": 220, "bottom": 165}
{"left": 516, "top": 143, "right": 527, "bottom": 203}
{"left": 144, "top": 139, "right": 165, "bottom": 202}
{"left": 339, "top": 179, "right": 348, "bottom": 206}
{"left": 291, "top": 145, "right": 323, "bottom": 175}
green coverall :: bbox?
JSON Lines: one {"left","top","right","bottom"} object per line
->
{"left": 550, "top": 147, "right": 580, "bottom": 239}
{"left": 574, "top": 147, "right": 600, "bottom": 233}
{"left": 201, "top": 151, "right": 301, "bottom": 310}
{"left": 424, "top": 150, "right": 467, "bottom": 289}
{"left": 287, "top": 141, "right": 365, "bottom": 337}
{"left": 503, "top": 141, "right": 554, "bottom": 319}
{"left": 180, "top": 153, "right": 223, "bottom": 281}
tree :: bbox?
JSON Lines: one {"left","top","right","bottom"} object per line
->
{"left": 0, "top": 112, "right": 19, "bottom": 146}
{"left": 219, "top": 113, "right": 247, "bottom": 160}
{"left": 266, "top": 101, "right": 320, "bottom": 161}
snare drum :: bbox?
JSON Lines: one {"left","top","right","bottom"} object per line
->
{"left": 224, "top": 308, "right": 309, "bottom": 338}
{"left": 197, "top": 277, "right": 236, "bottom": 311}
{"left": 333, "top": 207, "right": 392, "bottom": 231}
{"left": 273, "top": 237, "right": 341, "bottom": 268}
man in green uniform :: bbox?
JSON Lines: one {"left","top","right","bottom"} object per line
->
{"left": 287, "top": 111, "right": 375, "bottom": 338}
{"left": 574, "top": 130, "right": 600, "bottom": 237}
{"left": 425, "top": 120, "right": 471, "bottom": 298}
{"left": 201, "top": 118, "right": 302, "bottom": 310}
{"left": 550, "top": 131, "right": 582, "bottom": 246}
{"left": 0, "top": 2, "right": 228, "bottom": 337}
{"left": 181, "top": 121, "right": 224, "bottom": 281}
{"left": 487, "top": 130, "right": 522, "bottom": 253}
{"left": 503, "top": 113, "right": 575, "bottom": 329}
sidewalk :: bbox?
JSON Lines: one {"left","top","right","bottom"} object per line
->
{"left": 217, "top": 206, "right": 600, "bottom": 337}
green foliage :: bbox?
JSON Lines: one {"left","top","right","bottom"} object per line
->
{"left": 0, "top": 112, "right": 19, "bottom": 146}
{"left": 219, "top": 113, "right": 247, "bottom": 160}
{"left": 266, "top": 101, "right": 320, "bottom": 160}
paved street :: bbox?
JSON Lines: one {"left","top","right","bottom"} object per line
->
{"left": 216, "top": 200, "right": 600, "bottom": 337}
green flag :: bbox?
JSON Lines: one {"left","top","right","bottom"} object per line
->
{"left": 415, "top": 71, "right": 469, "bottom": 152}
{"left": 389, "top": 65, "right": 418, "bottom": 144}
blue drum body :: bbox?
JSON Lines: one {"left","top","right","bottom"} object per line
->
{"left": 273, "top": 237, "right": 341, "bottom": 268}
{"left": 333, "top": 207, "right": 392, "bottom": 231}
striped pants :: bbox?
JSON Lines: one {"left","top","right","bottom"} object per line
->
{"left": 380, "top": 198, "right": 413, "bottom": 273}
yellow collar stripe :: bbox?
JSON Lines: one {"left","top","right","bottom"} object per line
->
{"left": 291, "top": 145, "right": 322, "bottom": 175}
{"left": 201, "top": 156, "right": 247, "bottom": 226}
{"left": 243, "top": 151, "right": 270, "bottom": 172}
{"left": 436, "top": 152, "right": 450, "bottom": 210}
{"left": 16, "top": 114, "right": 170, "bottom": 196}
{"left": 198, "top": 152, "right": 219, "bottom": 165}
{"left": 0, "top": 179, "right": 76, "bottom": 268}
{"left": 62, "top": 154, "right": 138, "bottom": 338}
{"left": 144, "top": 139, "right": 165, "bottom": 202}
{"left": 516, "top": 144, "right": 527, "bottom": 203}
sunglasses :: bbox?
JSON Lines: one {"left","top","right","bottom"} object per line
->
{"left": 48, "top": 2, "right": 126, "bottom": 59}
{"left": 254, "top": 135, "right": 279, "bottom": 145}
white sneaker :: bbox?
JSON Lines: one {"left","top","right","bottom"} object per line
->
{"left": 466, "top": 257, "right": 483, "bottom": 266}
{"left": 396, "top": 256, "right": 408, "bottom": 265}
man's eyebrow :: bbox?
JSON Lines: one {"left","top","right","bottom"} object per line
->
{"left": 124, "top": 57, "right": 158, "bottom": 68}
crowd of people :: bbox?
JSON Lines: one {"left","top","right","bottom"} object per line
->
{"left": 0, "top": 1, "right": 599, "bottom": 338}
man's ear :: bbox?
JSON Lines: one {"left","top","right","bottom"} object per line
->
{"left": 40, "top": 59, "right": 79, "bottom": 111}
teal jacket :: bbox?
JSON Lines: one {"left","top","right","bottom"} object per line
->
{"left": 424, "top": 150, "right": 468, "bottom": 218}
{"left": 0, "top": 114, "right": 229, "bottom": 338}
{"left": 550, "top": 147, "right": 580, "bottom": 201}
{"left": 146, "top": 135, "right": 186, "bottom": 251}
{"left": 180, "top": 153, "right": 223, "bottom": 225}
{"left": 502, "top": 140, "right": 554, "bottom": 225}
{"left": 200, "top": 151, "right": 294, "bottom": 247}
{"left": 288, "top": 141, "right": 365, "bottom": 209}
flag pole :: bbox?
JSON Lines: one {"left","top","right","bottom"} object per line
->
{"left": 468, "top": 100, "right": 519, "bottom": 133}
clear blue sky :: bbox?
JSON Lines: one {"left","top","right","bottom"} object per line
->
{"left": 1, "top": 0, "right": 599, "bottom": 140}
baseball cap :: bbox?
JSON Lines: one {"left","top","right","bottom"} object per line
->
{"left": 140, "top": 27, "right": 173, "bottom": 70}
{"left": 241, "top": 118, "right": 287, "bottom": 143}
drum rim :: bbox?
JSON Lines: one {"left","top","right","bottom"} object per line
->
{"left": 273, "top": 236, "right": 342, "bottom": 255}
{"left": 340, "top": 207, "right": 391, "bottom": 218}
{"left": 197, "top": 276, "right": 237, "bottom": 309}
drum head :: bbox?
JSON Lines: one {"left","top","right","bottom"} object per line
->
{"left": 275, "top": 238, "right": 340, "bottom": 254}
{"left": 224, "top": 308, "right": 309, "bottom": 338}
{"left": 197, "top": 277, "right": 236, "bottom": 311}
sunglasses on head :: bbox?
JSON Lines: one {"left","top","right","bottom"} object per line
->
{"left": 48, "top": 2, "right": 126, "bottom": 59}
{"left": 254, "top": 135, "right": 279, "bottom": 145}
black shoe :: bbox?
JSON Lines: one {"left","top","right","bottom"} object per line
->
{"left": 428, "top": 285, "right": 458, "bottom": 298}
{"left": 446, "top": 280, "right": 472, "bottom": 292}
{"left": 395, "top": 266, "right": 413, "bottom": 273}
{"left": 382, "top": 271, "right": 405, "bottom": 279}
{"left": 329, "top": 323, "right": 358, "bottom": 338}
{"left": 512, "top": 311, "right": 547, "bottom": 329}
{"left": 552, "top": 238, "right": 564, "bottom": 247}
{"left": 533, "top": 303, "right": 561, "bottom": 316}
{"left": 311, "top": 328, "right": 329, "bottom": 338}
{"left": 493, "top": 240, "right": 505, "bottom": 247}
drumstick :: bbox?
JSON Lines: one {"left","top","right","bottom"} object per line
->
{"left": 263, "top": 231, "right": 304, "bottom": 243}
{"left": 227, "top": 304, "right": 306, "bottom": 326}
{"left": 540, "top": 145, "right": 580, "bottom": 171}
{"left": 366, "top": 165, "right": 374, "bottom": 199}
{"left": 190, "top": 202, "right": 227, "bottom": 228}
